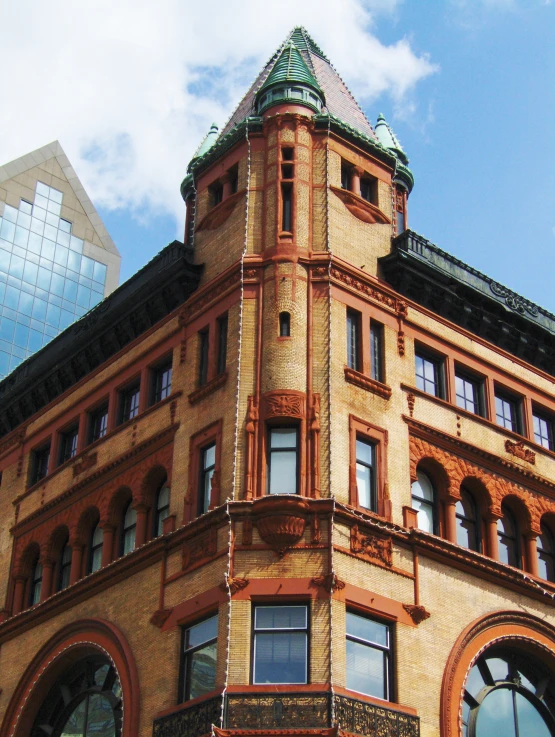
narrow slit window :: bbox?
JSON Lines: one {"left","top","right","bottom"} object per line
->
{"left": 282, "top": 184, "right": 292, "bottom": 233}
{"left": 370, "top": 321, "right": 384, "bottom": 382}
{"left": 279, "top": 311, "right": 291, "bottom": 337}
{"left": 198, "top": 329, "right": 209, "bottom": 386}
{"left": 217, "top": 314, "right": 228, "bottom": 375}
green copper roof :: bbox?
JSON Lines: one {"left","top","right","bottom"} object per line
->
{"left": 192, "top": 122, "right": 219, "bottom": 160}
{"left": 375, "top": 113, "right": 409, "bottom": 166}
{"left": 258, "top": 41, "right": 322, "bottom": 97}
{"left": 289, "top": 26, "right": 329, "bottom": 60}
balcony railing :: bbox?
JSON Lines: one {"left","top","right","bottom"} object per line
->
{"left": 152, "top": 692, "right": 420, "bottom": 736}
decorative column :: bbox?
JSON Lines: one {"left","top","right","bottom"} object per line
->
{"left": 69, "top": 540, "right": 84, "bottom": 585}
{"left": 12, "top": 576, "right": 26, "bottom": 615}
{"left": 445, "top": 500, "right": 458, "bottom": 544}
{"left": 101, "top": 524, "right": 115, "bottom": 567}
{"left": 40, "top": 557, "right": 55, "bottom": 602}
{"left": 350, "top": 166, "right": 363, "bottom": 197}
{"left": 134, "top": 503, "right": 149, "bottom": 547}
{"left": 486, "top": 513, "right": 501, "bottom": 560}
{"left": 221, "top": 172, "right": 233, "bottom": 201}
{"left": 525, "top": 533, "right": 539, "bottom": 577}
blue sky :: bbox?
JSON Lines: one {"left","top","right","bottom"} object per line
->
{"left": 2, "top": 0, "right": 553, "bottom": 311}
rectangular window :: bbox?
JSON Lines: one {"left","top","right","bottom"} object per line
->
{"left": 30, "top": 443, "right": 50, "bottom": 485}
{"left": 533, "top": 410, "right": 554, "bottom": 450}
{"left": 210, "top": 182, "right": 223, "bottom": 207}
{"left": 282, "top": 183, "right": 292, "bottom": 232}
{"left": 58, "top": 425, "right": 79, "bottom": 465}
{"left": 415, "top": 350, "right": 444, "bottom": 398}
{"left": 88, "top": 403, "right": 108, "bottom": 444}
{"left": 346, "top": 611, "right": 392, "bottom": 701}
{"left": 356, "top": 438, "right": 376, "bottom": 511}
{"left": 360, "top": 176, "right": 377, "bottom": 204}
{"left": 180, "top": 614, "right": 218, "bottom": 702}
{"left": 151, "top": 360, "right": 173, "bottom": 405}
{"left": 199, "top": 442, "right": 216, "bottom": 515}
{"left": 217, "top": 314, "right": 228, "bottom": 375}
{"left": 347, "top": 310, "right": 361, "bottom": 372}
{"left": 119, "top": 382, "right": 140, "bottom": 424}
{"left": 370, "top": 321, "right": 384, "bottom": 382}
{"left": 455, "top": 371, "right": 483, "bottom": 416}
{"left": 253, "top": 605, "right": 308, "bottom": 685}
{"left": 341, "top": 162, "right": 351, "bottom": 190}
{"left": 267, "top": 427, "right": 298, "bottom": 495}
{"left": 495, "top": 391, "right": 521, "bottom": 433}
{"left": 198, "top": 329, "right": 209, "bottom": 386}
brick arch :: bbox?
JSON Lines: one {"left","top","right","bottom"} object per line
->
{"left": 44, "top": 524, "right": 69, "bottom": 561}
{"left": 409, "top": 435, "right": 555, "bottom": 534}
{"left": 459, "top": 475, "right": 492, "bottom": 518}
{"left": 74, "top": 505, "right": 101, "bottom": 546}
{"left": 105, "top": 486, "right": 133, "bottom": 528}
{"left": 440, "top": 610, "right": 555, "bottom": 737}
{"left": 140, "top": 464, "right": 169, "bottom": 509}
{"left": 0, "top": 618, "right": 140, "bottom": 737}
{"left": 14, "top": 541, "right": 40, "bottom": 579}
{"left": 500, "top": 492, "right": 534, "bottom": 536}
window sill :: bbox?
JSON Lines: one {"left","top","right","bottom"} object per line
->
{"left": 330, "top": 185, "right": 391, "bottom": 225}
{"left": 345, "top": 367, "right": 391, "bottom": 400}
{"left": 195, "top": 189, "right": 246, "bottom": 232}
{"left": 188, "top": 372, "right": 228, "bottom": 405}
{"left": 401, "top": 382, "right": 555, "bottom": 460}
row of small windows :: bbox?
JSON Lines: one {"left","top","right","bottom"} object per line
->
{"left": 415, "top": 347, "right": 554, "bottom": 451}
{"left": 22, "top": 483, "right": 170, "bottom": 609}
{"left": 181, "top": 606, "right": 392, "bottom": 702}
{"left": 28, "top": 358, "right": 173, "bottom": 487}
{"left": 411, "top": 470, "right": 555, "bottom": 582}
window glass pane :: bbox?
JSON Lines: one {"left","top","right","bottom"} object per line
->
{"left": 475, "top": 688, "right": 517, "bottom": 737}
{"left": 269, "top": 451, "right": 297, "bottom": 494}
{"left": 346, "top": 638, "right": 386, "bottom": 699}
{"left": 356, "top": 464, "right": 372, "bottom": 508}
{"left": 188, "top": 641, "right": 217, "bottom": 699}
{"left": 254, "top": 632, "right": 307, "bottom": 684}
{"left": 255, "top": 606, "right": 307, "bottom": 629}
{"left": 514, "top": 692, "right": 551, "bottom": 737}
{"left": 270, "top": 428, "right": 297, "bottom": 449}
{"left": 412, "top": 498, "right": 434, "bottom": 533}
{"left": 85, "top": 694, "right": 116, "bottom": 737}
{"left": 412, "top": 472, "right": 434, "bottom": 502}
{"left": 356, "top": 439, "right": 373, "bottom": 465}
{"left": 186, "top": 615, "right": 218, "bottom": 650}
{"left": 346, "top": 612, "right": 388, "bottom": 646}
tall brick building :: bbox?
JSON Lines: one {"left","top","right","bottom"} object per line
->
{"left": 0, "top": 27, "right": 553, "bottom": 737}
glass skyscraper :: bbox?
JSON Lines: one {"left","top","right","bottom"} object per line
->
{"left": 0, "top": 142, "right": 120, "bottom": 379}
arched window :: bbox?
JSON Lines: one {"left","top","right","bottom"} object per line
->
{"left": 537, "top": 524, "right": 555, "bottom": 582}
{"left": 89, "top": 523, "right": 103, "bottom": 574}
{"left": 279, "top": 311, "right": 291, "bottom": 337}
{"left": 497, "top": 506, "right": 521, "bottom": 568}
{"left": 120, "top": 502, "right": 136, "bottom": 556}
{"left": 411, "top": 471, "right": 437, "bottom": 534}
{"left": 31, "top": 655, "right": 122, "bottom": 737}
{"left": 29, "top": 558, "right": 43, "bottom": 606}
{"left": 456, "top": 487, "right": 481, "bottom": 552}
{"left": 462, "top": 647, "right": 555, "bottom": 737}
{"left": 57, "top": 539, "right": 72, "bottom": 591}
{"left": 154, "top": 485, "right": 170, "bottom": 537}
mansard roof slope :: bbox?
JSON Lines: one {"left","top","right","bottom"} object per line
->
{"left": 219, "top": 26, "right": 377, "bottom": 141}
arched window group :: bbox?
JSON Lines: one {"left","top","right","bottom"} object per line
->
{"left": 15, "top": 474, "right": 171, "bottom": 615}
{"left": 411, "top": 467, "right": 555, "bottom": 583}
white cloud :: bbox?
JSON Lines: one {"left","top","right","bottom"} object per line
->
{"left": 0, "top": 0, "right": 437, "bottom": 231}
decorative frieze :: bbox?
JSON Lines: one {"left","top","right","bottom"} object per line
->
{"left": 350, "top": 524, "right": 393, "bottom": 567}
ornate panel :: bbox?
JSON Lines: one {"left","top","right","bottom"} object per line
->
{"left": 333, "top": 695, "right": 419, "bottom": 737}
{"left": 152, "top": 696, "right": 221, "bottom": 737}
{"left": 225, "top": 693, "right": 330, "bottom": 730}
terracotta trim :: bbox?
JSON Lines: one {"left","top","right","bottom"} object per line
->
{"left": 440, "top": 610, "right": 555, "bottom": 737}
{"left": 348, "top": 415, "right": 390, "bottom": 518}
{"left": 344, "top": 368, "right": 391, "bottom": 399}
{"left": 338, "top": 582, "right": 415, "bottom": 627}
{"left": 0, "top": 618, "right": 140, "bottom": 737}
{"left": 332, "top": 685, "right": 418, "bottom": 717}
{"left": 195, "top": 189, "right": 246, "bottom": 232}
{"left": 184, "top": 419, "right": 223, "bottom": 523}
{"left": 188, "top": 372, "right": 228, "bottom": 405}
{"left": 330, "top": 185, "right": 391, "bottom": 225}
{"left": 161, "top": 585, "right": 227, "bottom": 632}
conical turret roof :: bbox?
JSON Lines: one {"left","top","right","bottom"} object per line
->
{"left": 258, "top": 41, "right": 322, "bottom": 96}
{"left": 220, "top": 27, "right": 378, "bottom": 142}
{"left": 374, "top": 113, "right": 408, "bottom": 165}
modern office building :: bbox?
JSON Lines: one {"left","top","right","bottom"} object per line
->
{"left": 0, "top": 141, "right": 120, "bottom": 378}
{"left": 0, "top": 27, "right": 553, "bottom": 737}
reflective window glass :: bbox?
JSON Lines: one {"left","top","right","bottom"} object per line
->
{"left": 411, "top": 471, "right": 436, "bottom": 533}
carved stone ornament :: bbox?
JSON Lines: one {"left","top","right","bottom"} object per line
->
{"left": 264, "top": 393, "right": 304, "bottom": 418}
{"left": 403, "top": 603, "right": 431, "bottom": 624}
{"left": 350, "top": 524, "right": 393, "bottom": 567}
{"left": 72, "top": 452, "right": 98, "bottom": 477}
{"left": 505, "top": 440, "right": 536, "bottom": 465}
{"left": 182, "top": 527, "right": 217, "bottom": 570}
{"left": 150, "top": 608, "right": 172, "bottom": 628}
{"left": 253, "top": 495, "right": 310, "bottom": 557}
{"left": 344, "top": 367, "right": 392, "bottom": 400}
{"left": 311, "top": 573, "right": 346, "bottom": 593}
{"left": 330, "top": 267, "right": 398, "bottom": 312}
{"left": 330, "top": 185, "right": 391, "bottom": 225}
{"left": 407, "top": 393, "right": 415, "bottom": 418}
{"left": 490, "top": 280, "right": 539, "bottom": 316}
{"left": 220, "top": 577, "right": 250, "bottom": 595}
